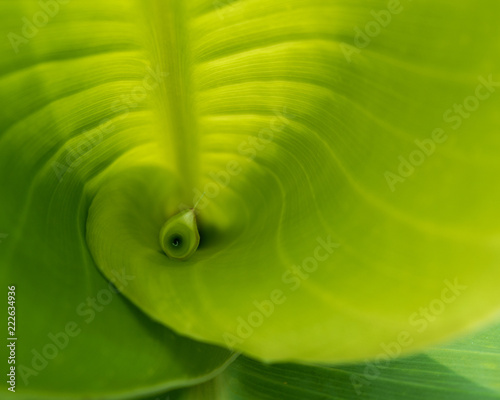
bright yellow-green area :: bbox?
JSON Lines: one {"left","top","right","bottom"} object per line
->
{"left": 1, "top": 1, "right": 500, "bottom": 399}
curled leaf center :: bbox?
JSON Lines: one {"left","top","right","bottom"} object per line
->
{"left": 159, "top": 209, "right": 200, "bottom": 261}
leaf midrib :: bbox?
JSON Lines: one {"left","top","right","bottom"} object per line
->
{"left": 141, "top": 0, "right": 199, "bottom": 199}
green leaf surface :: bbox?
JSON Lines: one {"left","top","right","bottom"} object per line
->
{"left": 164, "top": 322, "right": 500, "bottom": 400}
{"left": 0, "top": 1, "right": 235, "bottom": 398}
{"left": 1, "top": 4, "right": 499, "bottom": 400}
{"left": 85, "top": 0, "right": 500, "bottom": 364}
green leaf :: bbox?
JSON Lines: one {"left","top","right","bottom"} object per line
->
{"left": 84, "top": 0, "right": 500, "bottom": 364}
{"left": 426, "top": 321, "right": 500, "bottom": 394}
{"left": 164, "top": 321, "right": 500, "bottom": 400}
{"left": 1, "top": 5, "right": 500, "bottom": 400}
{"left": 0, "top": 1, "right": 234, "bottom": 398}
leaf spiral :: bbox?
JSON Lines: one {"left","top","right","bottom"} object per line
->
{"left": 159, "top": 209, "right": 200, "bottom": 260}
